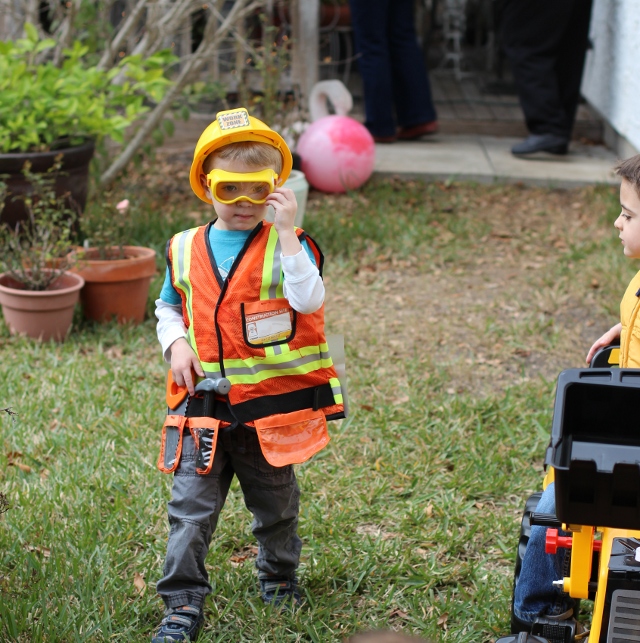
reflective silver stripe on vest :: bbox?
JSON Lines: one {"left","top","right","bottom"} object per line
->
{"left": 221, "top": 346, "right": 332, "bottom": 378}
{"left": 173, "top": 229, "right": 192, "bottom": 294}
{"left": 269, "top": 237, "right": 282, "bottom": 300}
{"left": 171, "top": 228, "right": 197, "bottom": 349}
{"left": 263, "top": 226, "right": 285, "bottom": 356}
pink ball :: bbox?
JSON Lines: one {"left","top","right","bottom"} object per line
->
{"left": 296, "top": 116, "right": 375, "bottom": 193}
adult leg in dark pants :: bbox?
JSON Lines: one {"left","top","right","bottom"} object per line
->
{"left": 500, "top": 0, "right": 593, "bottom": 155}
{"left": 349, "top": 0, "right": 437, "bottom": 141}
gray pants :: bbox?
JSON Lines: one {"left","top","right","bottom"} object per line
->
{"left": 156, "top": 424, "right": 302, "bottom": 609}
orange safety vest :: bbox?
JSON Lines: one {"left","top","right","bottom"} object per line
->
{"left": 166, "top": 220, "right": 345, "bottom": 467}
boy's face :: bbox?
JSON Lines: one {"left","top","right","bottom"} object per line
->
{"left": 200, "top": 157, "right": 273, "bottom": 231}
{"left": 615, "top": 179, "right": 640, "bottom": 259}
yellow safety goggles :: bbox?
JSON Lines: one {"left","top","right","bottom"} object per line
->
{"left": 206, "top": 168, "right": 278, "bottom": 205}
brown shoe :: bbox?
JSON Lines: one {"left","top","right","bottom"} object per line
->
{"left": 398, "top": 120, "right": 439, "bottom": 140}
{"left": 372, "top": 134, "right": 397, "bottom": 143}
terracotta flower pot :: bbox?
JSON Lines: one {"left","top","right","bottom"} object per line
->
{"left": 70, "top": 246, "right": 157, "bottom": 323}
{"left": 320, "top": 4, "right": 351, "bottom": 27}
{"left": 0, "top": 271, "right": 85, "bottom": 342}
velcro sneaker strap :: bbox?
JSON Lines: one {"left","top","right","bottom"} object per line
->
{"left": 162, "top": 614, "right": 195, "bottom": 628}
{"left": 262, "top": 579, "right": 294, "bottom": 593}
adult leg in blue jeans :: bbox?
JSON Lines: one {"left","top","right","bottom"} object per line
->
{"left": 513, "top": 483, "right": 576, "bottom": 629}
{"left": 348, "top": 0, "right": 437, "bottom": 140}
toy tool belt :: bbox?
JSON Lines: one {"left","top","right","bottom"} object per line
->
{"left": 165, "top": 369, "right": 339, "bottom": 425}
{"left": 157, "top": 408, "right": 329, "bottom": 472}
{"left": 157, "top": 415, "right": 220, "bottom": 474}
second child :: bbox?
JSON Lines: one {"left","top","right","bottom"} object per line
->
{"left": 509, "top": 154, "right": 640, "bottom": 636}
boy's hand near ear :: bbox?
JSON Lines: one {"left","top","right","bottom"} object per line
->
{"left": 267, "top": 187, "right": 301, "bottom": 256}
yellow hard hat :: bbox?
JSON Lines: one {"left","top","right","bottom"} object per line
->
{"left": 189, "top": 107, "right": 293, "bottom": 204}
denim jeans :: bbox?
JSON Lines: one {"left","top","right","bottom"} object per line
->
{"left": 155, "top": 425, "right": 302, "bottom": 609}
{"left": 348, "top": 0, "right": 437, "bottom": 137}
{"left": 513, "top": 483, "right": 575, "bottom": 623}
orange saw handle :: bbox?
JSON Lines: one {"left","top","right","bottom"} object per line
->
{"left": 166, "top": 369, "right": 191, "bottom": 409}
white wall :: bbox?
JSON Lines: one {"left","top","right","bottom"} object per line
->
{"left": 582, "top": 0, "right": 640, "bottom": 154}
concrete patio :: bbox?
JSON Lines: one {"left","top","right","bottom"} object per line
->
{"left": 372, "top": 134, "right": 619, "bottom": 188}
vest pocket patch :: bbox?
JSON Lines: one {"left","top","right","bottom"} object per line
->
{"left": 157, "top": 415, "right": 187, "bottom": 473}
{"left": 187, "top": 417, "right": 220, "bottom": 475}
{"left": 241, "top": 299, "right": 296, "bottom": 347}
{"left": 254, "top": 408, "right": 330, "bottom": 467}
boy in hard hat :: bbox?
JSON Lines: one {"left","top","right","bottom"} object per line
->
{"left": 152, "top": 108, "right": 345, "bottom": 642}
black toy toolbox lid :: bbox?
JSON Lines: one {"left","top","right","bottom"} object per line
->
{"left": 545, "top": 368, "right": 640, "bottom": 473}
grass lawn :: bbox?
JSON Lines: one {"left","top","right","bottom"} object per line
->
{"left": 0, "top": 170, "right": 624, "bottom": 642}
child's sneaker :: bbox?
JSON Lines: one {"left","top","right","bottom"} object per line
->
{"left": 259, "top": 575, "right": 301, "bottom": 609}
{"left": 151, "top": 605, "right": 204, "bottom": 642}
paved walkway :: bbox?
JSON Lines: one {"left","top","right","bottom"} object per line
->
{"left": 159, "top": 114, "right": 620, "bottom": 189}
{"left": 373, "top": 134, "right": 619, "bottom": 188}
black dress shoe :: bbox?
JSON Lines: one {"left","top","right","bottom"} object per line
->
{"left": 511, "top": 133, "right": 569, "bottom": 156}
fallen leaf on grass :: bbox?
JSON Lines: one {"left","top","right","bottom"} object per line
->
{"left": 133, "top": 572, "right": 146, "bottom": 594}
{"left": 230, "top": 546, "right": 259, "bottom": 567}
{"left": 8, "top": 461, "right": 31, "bottom": 473}
{"left": 392, "top": 396, "right": 409, "bottom": 405}
{"left": 388, "top": 608, "right": 409, "bottom": 620}
{"left": 437, "top": 613, "right": 449, "bottom": 629}
{"left": 25, "top": 545, "right": 50, "bottom": 557}
{"left": 105, "top": 346, "right": 123, "bottom": 359}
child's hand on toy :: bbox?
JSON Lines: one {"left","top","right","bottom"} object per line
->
{"left": 586, "top": 322, "right": 622, "bottom": 364}
{"left": 170, "top": 337, "right": 204, "bottom": 395}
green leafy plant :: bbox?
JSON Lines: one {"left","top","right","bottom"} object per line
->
{"left": 237, "top": 18, "right": 304, "bottom": 149}
{"left": 0, "top": 159, "right": 78, "bottom": 291}
{"left": 0, "top": 23, "right": 177, "bottom": 154}
{"left": 175, "top": 81, "right": 228, "bottom": 120}
{"left": 78, "top": 195, "right": 133, "bottom": 260}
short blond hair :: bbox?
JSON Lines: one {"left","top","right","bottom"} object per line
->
{"left": 202, "top": 141, "right": 283, "bottom": 175}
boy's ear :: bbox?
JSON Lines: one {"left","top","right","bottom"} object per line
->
{"left": 199, "top": 173, "right": 208, "bottom": 189}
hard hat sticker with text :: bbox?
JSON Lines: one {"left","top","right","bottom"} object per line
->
{"left": 218, "top": 109, "right": 250, "bottom": 130}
